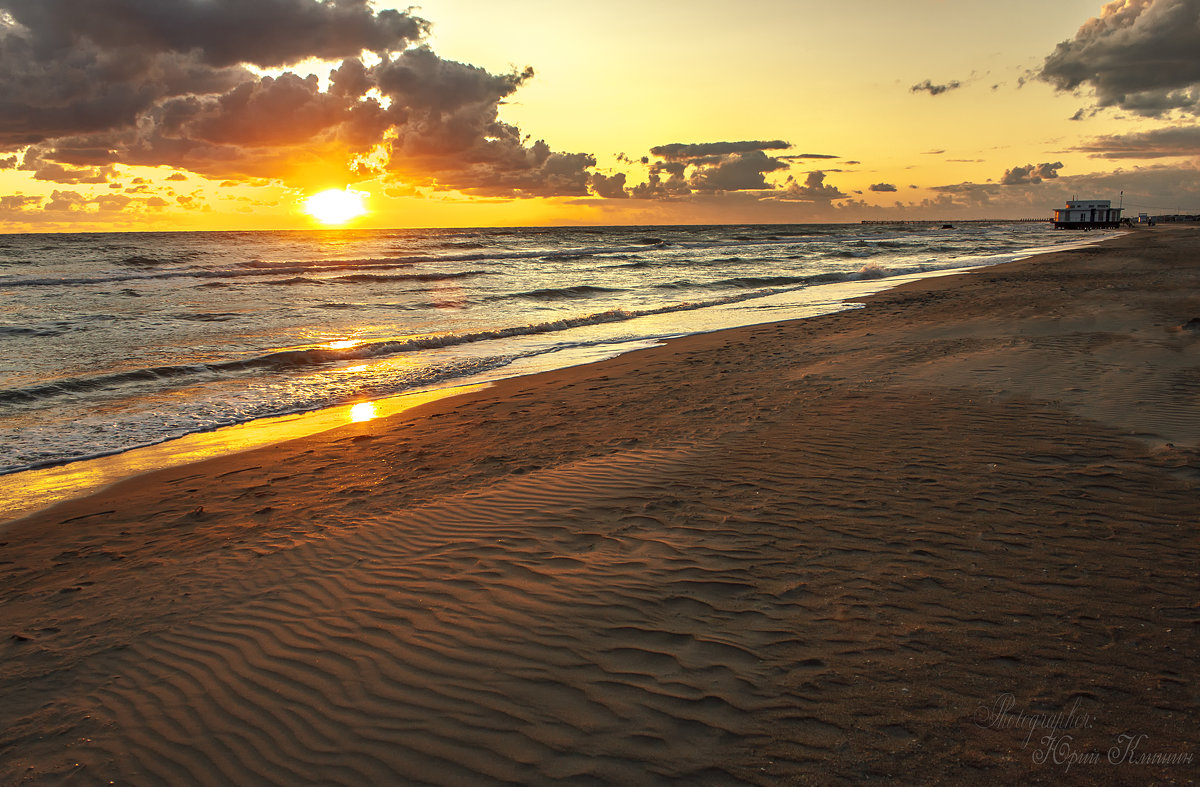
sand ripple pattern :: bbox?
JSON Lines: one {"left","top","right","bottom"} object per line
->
{"left": 46, "top": 450, "right": 787, "bottom": 785}
{"left": 7, "top": 385, "right": 1199, "bottom": 785}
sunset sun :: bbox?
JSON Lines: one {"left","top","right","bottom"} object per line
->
{"left": 303, "top": 188, "right": 368, "bottom": 225}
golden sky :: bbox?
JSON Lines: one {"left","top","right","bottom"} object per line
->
{"left": 1, "top": 0, "right": 1198, "bottom": 231}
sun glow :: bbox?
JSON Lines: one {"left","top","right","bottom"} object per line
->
{"left": 304, "top": 188, "right": 368, "bottom": 225}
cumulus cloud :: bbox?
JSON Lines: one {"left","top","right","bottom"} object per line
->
{"left": 911, "top": 79, "right": 962, "bottom": 96}
{"left": 649, "top": 140, "right": 790, "bottom": 160}
{"left": 589, "top": 172, "right": 628, "bottom": 199}
{"left": 94, "top": 193, "right": 132, "bottom": 211}
{"left": 627, "top": 160, "right": 691, "bottom": 200}
{"left": 775, "top": 171, "right": 849, "bottom": 202}
{"left": 1000, "top": 162, "right": 1064, "bottom": 185}
{"left": 1073, "top": 125, "right": 1200, "bottom": 158}
{"left": 686, "top": 149, "right": 789, "bottom": 191}
{"left": 0, "top": 1, "right": 595, "bottom": 197}
{"left": 0, "top": 194, "right": 40, "bottom": 210}
{"left": 869, "top": 182, "right": 897, "bottom": 192}
{"left": 1039, "top": 0, "right": 1200, "bottom": 115}
{"left": 622, "top": 140, "right": 795, "bottom": 198}
{"left": 43, "top": 189, "right": 89, "bottom": 211}
{"left": 927, "top": 162, "right": 1200, "bottom": 217}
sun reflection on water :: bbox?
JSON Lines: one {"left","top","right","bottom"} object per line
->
{"left": 349, "top": 401, "right": 378, "bottom": 422}
{"left": 0, "top": 384, "right": 489, "bottom": 527}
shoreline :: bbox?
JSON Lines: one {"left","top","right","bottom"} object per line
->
{"left": 3, "top": 226, "right": 1197, "bottom": 784}
{"left": 0, "top": 231, "right": 1112, "bottom": 525}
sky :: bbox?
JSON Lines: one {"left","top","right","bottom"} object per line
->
{"left": 1, "top": 0, "right": 1199, "bottom": 231}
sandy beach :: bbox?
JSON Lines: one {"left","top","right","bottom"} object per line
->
{"left": 2, "top": 227, "right": 1198, "bottom": 784}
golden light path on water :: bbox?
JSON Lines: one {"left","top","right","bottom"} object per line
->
{"left": 0, "top": 384, "right": 485, "bottom": 527}
{"left": 350, "top": 401, "right": 379, "bottom": 422}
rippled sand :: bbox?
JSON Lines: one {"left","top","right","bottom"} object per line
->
{"left": 3, "top": 227, "right": 1198, "bottom": 785}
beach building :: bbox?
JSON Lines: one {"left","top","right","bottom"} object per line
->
{"left": 1053, "top": 199, "right": 1122, "bottom": 229}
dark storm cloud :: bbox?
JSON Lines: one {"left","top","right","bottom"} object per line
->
{"left": 374, "top": 47, "right": 532, "bottom": 117}
{"left": 1039, "top": 0, "right": 1200, "bottom": 115}
{"left": 1073, "top": 125, "right": 1200, "bottom": 158}
{"left": 0, "top": 0, "right": 397, "bottom": 147}
{"left": 140, "top": 73, "right": 348, "bottom": 149}
{"left": 0, "top": 35, "right": 251, "bottom": 147}
{"left": 1000, "top": 162, "right": 1064, "bottom": 185}
{"left": 869, "top": 182, "right": 897, "bottom": 192}
{"left": 0, "top": 2, "right": 597, "bottom": 197}
{"left": 649, "top": 140, "right": 791, "bottom": 160}
{"left": 366, "top": 48, "right": 593, "bottom": 197}
{"left": 2, "top": 0, "right": 426, "bottom": 68}
{"left": 910, "top": 79, "right": 961, "bottom": 96}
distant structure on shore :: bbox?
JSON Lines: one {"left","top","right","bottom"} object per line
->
{"left": 1053, "top": 199, "right": 1122, "bottom": 229}
{"left": 859, "top": 219, "right": 1046, "bottom": 225}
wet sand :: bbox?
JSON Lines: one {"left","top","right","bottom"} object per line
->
{"left": 2, "top": 227, "right": 1198, "bottom": 785}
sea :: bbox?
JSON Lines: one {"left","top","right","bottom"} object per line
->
{"left": 0, "top": 222, "right": 1101, "bottom": 481}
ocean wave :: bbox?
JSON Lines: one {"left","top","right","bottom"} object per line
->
{"left": 234, "top": 256, "right": 417, "bottom": 270}
{"left": 605, "top": 255, "right": 763, "bottom": 271}
{"left": 0, "top": 325, "right": 64, "bottom": 338}
{"left": 2, "top": 265, "right": 494, "bottom": 288}
{"left": 331, "top": 270, "right": 491, "bottom": 284}
{"left": 435, "top": 241, "right": 487, "bottom": 250}
{"left": 174, "top": 312, "right": 241, "bottom": 322}
{"left": 541, "top": 252, "right": 598, "bottom": 262}
{"left": 653, "top": 272, "right": 855, "bottom": 291}
{"left": 0, "top": 353, "right": 521, "bottom": 474}
{"left": 121, "top": 255, "right": 168, "bottom": 267}
{"left": 0, "top": 273, "right": 898, "bottom": 406}
{"left": 6, "top": 236, "right": 865, "bottom": 289}
{"left": 272, "top": 276, "right": 325, "bottom": 286}
{"left": 497, "top": 285, "right": 626, "bottom": 301}
{"left": 714, "top": 274, "right": 834, "bottom": 288}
